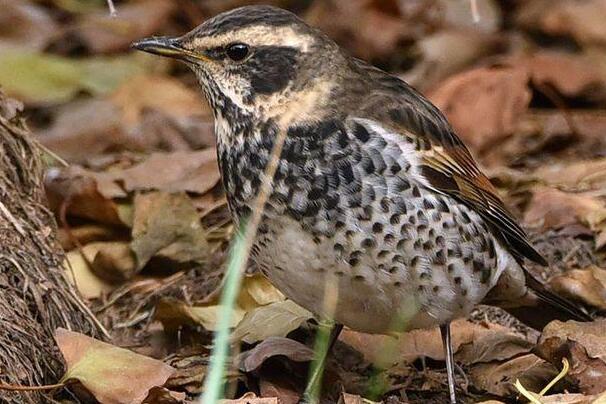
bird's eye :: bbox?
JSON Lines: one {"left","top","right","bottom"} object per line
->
{"left": 225, "top": 43, "right": 250, "bottom": 61}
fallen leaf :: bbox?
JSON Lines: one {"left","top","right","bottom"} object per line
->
{"left": 403, "top": 29, "right": 500, "bottom": 91}
{"left": 534, "top": 158, "right": 606, "bottom": 192}
{"left": 202, "top": 273, "right": 285, "bottom": 310}
{"left": 535, "top": 320, "right": 606, "bottom": 394}
{"left": 0, "top": 0, "right": 58, "bottom": 51}
{"left": 238, "top": 337, "right": 315, "bottom": 372}
{"left": 259, "top": 378, "right": 301, "bottom": 404}
{"left": 428, "top": 66, "right": 531, "bottom": 153}
{"left": 37, "top": 98, "right": 129, "bottom": 163}
{"left": 156, "top": 274, "right": 284, "bottom": 333}
{"left": 143, "top": 387, "right": 186, "bottom": 404}
{"left": 338, "top": 393, "right": 365, "bottom": 404}
{"left": 221, "top": 392, "right": 278, "bottom": 404}
{"left": 340, "top": 319, "right": 534, "bottom": 368}
{"left": 110, "top": 75, "right": 211, "bottom": 127}
{"left": 540, "top": 393, "right": 606, "bottom": 403}
{"left": 130, "top": 192, "right": 209, "bottom": 270}
{"left": 550, "top": 266, "right": 606, "bottom": 310}
{"left": 65, "top": 244, "right": 117, "bottom": 299}
{"left": 522, "top": 51, "right": 606, "bottom": 99}
{"left": 55, "top": 328, "right": 175, "bottom": 404}
{"left": 119, "top": 150, "right": 220, "bottom": 194}
{"left": 73, "top": 0, "right": 176, "bottom": 54}
{"left": 231, "top": 300, "right": 314, "bottom": 344}
{"left": 517, "top": 0, "right": 606, "bottom": 46}
{"left": 524, "top": 187, "right": 606, "bottom": 232}
{"left": 57, "top": 223, "right": 123, "bottom": 251}
{"left": 0, "top": 50, "right": 158, "bottom": 105}
{"left": 470, "top": 353, "right": 561, "bottom": 396}
{"left": 304, "top": 0, "right": 409, "bottom": 61}
{"left": 45, "top": 166, "right": 127, "bottom": 225}
{"left": 90, "top": 241, "right": 137, "bottom": 283}
{"left": 155, "top": 297, "right": 245, "bottom": 332}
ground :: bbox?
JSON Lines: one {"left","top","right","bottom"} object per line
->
{"left": 1, "top": 0, "right": 606, "bottom": 403}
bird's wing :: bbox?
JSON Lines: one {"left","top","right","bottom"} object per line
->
{"left": 354, "top": 89, "right": 547, "bottom": 266}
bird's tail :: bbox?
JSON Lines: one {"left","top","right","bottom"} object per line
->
{"left": 502, "top": 269, "right": 592, "bottom": 330}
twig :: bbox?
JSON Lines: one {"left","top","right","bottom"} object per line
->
{"left": 106, "top": 0, "right": 117, "bottom": 17}
{"left": 0, "top": 381, "right": 67, "bottom": 391}
{"left": 470, "top": 0, "right": 480, "bottom": 23}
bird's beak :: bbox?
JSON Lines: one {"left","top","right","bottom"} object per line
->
{"left": 131, "top": 36, "right": 208, "bottom": 62}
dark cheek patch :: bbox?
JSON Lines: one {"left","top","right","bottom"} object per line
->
{"left": 247, "top": 46, "right": 299, "bottom": 95}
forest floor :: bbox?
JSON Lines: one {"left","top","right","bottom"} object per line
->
{"left": 1, "top": 0, "right": 606, "bottom": 403}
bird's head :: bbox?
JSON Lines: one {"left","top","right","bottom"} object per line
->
{"left": 133, "top": 6, "right": 342, "bottom": 125}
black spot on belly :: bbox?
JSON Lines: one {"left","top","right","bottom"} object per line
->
{"left": 353, "top": 122, "right": 371, "bottom": 142}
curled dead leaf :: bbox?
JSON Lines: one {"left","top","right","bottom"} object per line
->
{"left": 231, "top": 300, "right": 313, "bottom": 345}
{"left": 550, "top": 266, "right": 606, "bottom": 310}
{"left": 470, "top": 353, "right": 561, "bottom": 397}
{"left": 535, "top": 320, "right": 606, "bottom": 394}
{"left": 340, "top": 319, "right": 534, "bottom": 368}
{"left": 119, "top": 150, "right": 220, "bottom": 195}
{"left": 55, "top": 328, "right": 175, "bottom": 404}
{"left": 221, "top": 392, "right": 279, "bottom": 404}
{"left": 130, "top": 192, "right": 209, "bottom": 271}
{"left": 428, "top": 66, "right": 531, "bottom": 153}
{"left": 155, "top": 297, "right": 245, "bottom": 333}
{"left": 238, "top": 337, "right": 314, "bottom": 373}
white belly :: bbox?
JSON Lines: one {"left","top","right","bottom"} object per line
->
{"left": 252, "top": 216, "right": 492, "bottom": 334}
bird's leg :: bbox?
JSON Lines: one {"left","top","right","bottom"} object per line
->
{"left": 302, "top": 323, "right": 344, "bottom": 403}
{"left": 440, "top": 322, "right": 457, "bottom": 404}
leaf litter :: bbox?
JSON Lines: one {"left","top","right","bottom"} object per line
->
{"left": 1, "top": 0, "right": 606, "bottom": 403}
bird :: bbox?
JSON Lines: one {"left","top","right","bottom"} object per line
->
{"left": 133, "top": 6, "right": 591, "bottom": 403}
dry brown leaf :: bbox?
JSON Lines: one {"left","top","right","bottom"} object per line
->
{"left": 130, "top": 192, "right": 209, "bottom": 270}
{"left": 259, "top": 378, "right": 301, "bottom": 404}
{"left": 90, "top": 241, "right": 137, "bottom": 283}
{"left": 403, "top": 29, "right": 500, "bottom": 91}
{"left": 540, "top": 393, "right": 606, "bottom": 404}
{"left": 231, "top": 300, "right": 313, "bottom": 344}
{"left": 238, "top": 337, "right": 314, "bottom": 373}
{"left": 535, "top": 320, "right": 606, "bottom": 394}
{"left": 522, "top": 51, "right": 606, "bottom": 99}
{"left": 0, "top": 0, "right": 58, "bottom": 51}
{"left": 221, "top": 392, "right": 278, "bottom": 404}
{"left": 340, "top": 319, "right": 533, "bottom": 368}
{"left": 143, "top": 387, "right": 186, "bottom": 404}
{"left": 517, "top": 0, "right": 606, "bottom": 46}
{"left": 550, "top": 266, "right": 606, "bottom": 310}
{"left": 154, "top": 297, "right": 245, "bottom": 333}
{"left": 45, "top": 165, "right": 128, "bottom": 225}
{"left": 73, "top": 0, "right": 176, "bottom": 54}
{"left": 202, "top": 273, "right": 285, "bottom": 310}
{"left": 119, "top": 150, "right": 220, "bottom": 194}
{"left": 534, "top": 158, "right": 606, "bottom": 192}
{"left": 37, "top": 98, "right": 133, "bottom": 163}
{"left": 524, "top": 186, "right": 606, "bottom": 231}
{"left": 338, "top": 393, "right": 365, "bottom": 404}
{"left": 57, "top": 223, "right": 123, "bottom": 251}
{"left": 428, "top": 66, "right": 531, "bottom": 152}
{"left": 65, "top": 243, "right": 117, "bottom": 299}
{"left": 469, "top": 353, "right": 560, "bottom": 397}
{"left": 304, "top": 0, "right": 409, "bottom": 61}
{"left": 55, "top": 328, "right": 175, "bottom": 404}
{"left": 110, "top": 75, "right": 211, "bottom": 127}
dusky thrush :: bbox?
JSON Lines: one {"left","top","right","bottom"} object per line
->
{"left": 133, "top": 6, "right": 591, "bottom": 403}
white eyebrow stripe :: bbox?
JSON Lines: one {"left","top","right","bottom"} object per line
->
{"left": 188, "top": 25, "right": 313, "bottom": 52}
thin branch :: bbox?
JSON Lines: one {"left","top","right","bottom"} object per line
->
{"left": 470, "top": 0, "right": 480, "bottom": 23}
{"left": 106, "top": 0, "right": 117, "bottom": 17}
